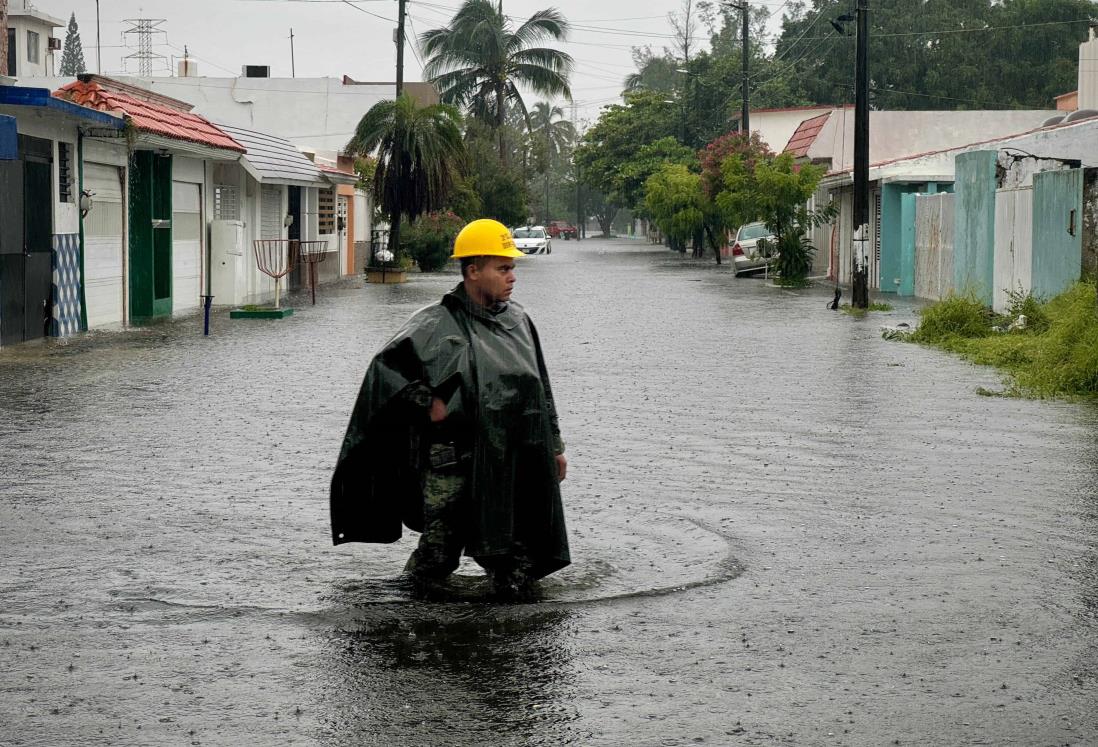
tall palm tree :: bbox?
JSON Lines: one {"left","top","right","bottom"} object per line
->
{"left": 346, "top": 94, "right": 464, "bottom": 263}
{"left": 528, "top": 101, "right": 575, "bottom": 169}
{"left": 419, "top": 0, "right": 573, "bottom": 162}
{"left": 529, "top": 101, "right": 575, "bottom": 224}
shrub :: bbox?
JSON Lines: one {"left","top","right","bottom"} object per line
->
{"left": 402, "top": 211, "right": 466, "bottom": 272}
{"left": 908, "top": 282, "right": 1098, "bottom": 398}
{"left": 909, "top": 293, "right": 997, "bottom": 344}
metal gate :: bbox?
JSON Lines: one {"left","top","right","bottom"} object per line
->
{"left": 0, "top": 135, "right": 52, "bottom": 346}
{"left": 993, "top": 187, "right": 1033, "bottom": 313}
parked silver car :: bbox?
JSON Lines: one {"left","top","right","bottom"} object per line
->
{"left": 512, "top": 226, "right": 552, "bottom": 254}
{"left": 731, "top": 221, "right": 776, "bottom": 276}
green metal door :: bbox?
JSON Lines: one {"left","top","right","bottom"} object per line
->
{"left": 129, "top": 151, "right": 173, "bottom": 321}
{"left": 1031, "top": 168, "right": 1083, "bottom": 300}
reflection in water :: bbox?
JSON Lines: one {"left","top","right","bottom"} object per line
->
{"left": 317, "top": 589, "right": 584, "bottom": 746}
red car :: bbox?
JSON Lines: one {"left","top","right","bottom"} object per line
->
{"left": 548, "top": 220, "right": 578, "bottom": 240}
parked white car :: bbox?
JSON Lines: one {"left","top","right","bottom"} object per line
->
{"left": 730, "top": 221, "right": 776, "bottom": 276}
{"left": 512, "top": 226, "right": 552, "bottom": 254}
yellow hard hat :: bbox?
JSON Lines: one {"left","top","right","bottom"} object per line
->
{"left": 451, "top": 218, "right": 524, "bottom": 259}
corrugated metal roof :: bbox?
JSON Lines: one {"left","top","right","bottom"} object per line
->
{"left": 784, "top": 112, "right": 832, "bottom": 157}
{"left": 217, "top": 124, "right": 325, "bottom": 185}
{"left": 54, "top": 80, "right": 244, "bottom": 153}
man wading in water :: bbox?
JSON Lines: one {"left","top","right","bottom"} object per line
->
{"left": 330, "top": 218, "right": 569, "bottom": 598}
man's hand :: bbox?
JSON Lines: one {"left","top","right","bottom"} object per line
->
{"left": 555, "top": 453, "right": 567, "bottom": 482}
{"left": 429, "top": 397, "right": 447, "bottom": 423}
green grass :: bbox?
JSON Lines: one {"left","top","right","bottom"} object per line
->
{"left": 907, "top": 282, "right": 1098, "bottom": 398}
{"left": 841, "top": 301, "right": 895, "bottom": 317}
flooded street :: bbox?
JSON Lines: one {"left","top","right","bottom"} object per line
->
{"left": 2, "top": 238, "right": 1097, "bottom": 745}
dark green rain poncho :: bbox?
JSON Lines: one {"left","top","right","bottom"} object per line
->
{"left": 330, "top": 283, "right": 570, "bottom": 580}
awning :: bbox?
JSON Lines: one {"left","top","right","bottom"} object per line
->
{"left": 217, "top": 123, "right": 327, "bottom": 187}
{"left": 0, "top": 86, "right": 124, "bottom": 131}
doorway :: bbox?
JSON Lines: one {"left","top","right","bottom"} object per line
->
{"left": 0, "top": 135, "right": 53, "bottom": 346}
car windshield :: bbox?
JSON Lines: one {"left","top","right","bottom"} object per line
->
{"left": 738, "top": 223, "right": 771, "bottom": 241}
{"left": 513, "top": 228, "right": 545, "bottom": 238}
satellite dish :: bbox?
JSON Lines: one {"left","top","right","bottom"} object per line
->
{"left": 1041, "top": 115, "right": 1066, "bottom": 127}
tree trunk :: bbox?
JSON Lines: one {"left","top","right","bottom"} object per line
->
{"left": 704, "top": 223, "right": 722, "bottom": 265}
{"left": 497, "top": 84, "right": 508, "bottom": 167}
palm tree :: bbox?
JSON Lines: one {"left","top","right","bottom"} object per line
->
{"left": 528, "top": 101, "right": 575, "bottom": 224}
{"left": 419, "top": 0, "right": 573, "bottom": 162}
{"left": 346, "top": 93, "right": 464, "bottom": 264}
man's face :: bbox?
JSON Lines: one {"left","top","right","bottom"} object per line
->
{"left": 468, "top": 256, "right": 517, "bottom": 304}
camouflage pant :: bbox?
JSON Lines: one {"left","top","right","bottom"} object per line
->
{"left": 404, "top": 444, "right": 468, "bottom": 579}
{"left": 405, "top": 444, "right": 533, "bottom": 589}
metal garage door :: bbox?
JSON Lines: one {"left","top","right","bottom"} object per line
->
{"left": 83, "top": 162, "right": 124, "bottom": 328}
{"left": 172, "top": 181, "right": 202, "bottom": 315}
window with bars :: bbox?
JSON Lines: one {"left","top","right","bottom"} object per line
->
{"left": 214, "top": 184, "right": 240, "bottom": 220}
{"left": 319, "top": 188, "right": 335, "bottom": 234}
{"left": 58, "top": 142, "right": 73, "bottom": 202}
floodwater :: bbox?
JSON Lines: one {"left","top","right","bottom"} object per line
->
{"left": 2, "top": 239, "right": 1097, "bottom": 746}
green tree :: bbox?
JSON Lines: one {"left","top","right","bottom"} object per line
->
{"left": 574, "top": 91, "right": 680, "bottom": 209}
{"left": 644, "top": 163, "right": 708, "bottom": 254}
{"left": 59, "top": 13, "right": 86, "bottom": 76}
{"left": 346, "top": 94, "right": 465, "bottom": 266}
{"left": 465, "top": 122, "right": 529, "bottom": 227}
{"left": 420, "top": 0, "right": 573, "bottom": 161}
{"left": 716, "top": 151, "right": 832, "bottom": 285}
{"left": 772, "top": 0, "right": 1092, "bottom": 110}
{"left": 528, "top": 101, "right": 575, "bottom": 223}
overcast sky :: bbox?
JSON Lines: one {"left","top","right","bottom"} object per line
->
{"left": 50, "top": 0, "right": 787, "bottom": 125}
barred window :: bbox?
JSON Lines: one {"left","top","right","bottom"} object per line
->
{"left": 214, "top": 184, "right": 240, "bottom": 220}
{"left": 319, "top": 187, "right": 335, "bottom": 234}
{"left": 58, "top": 142, "right": 73, "bottom": 202}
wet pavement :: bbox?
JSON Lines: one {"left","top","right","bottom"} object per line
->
{"left": 2, "top": 238, "right": 1097, "bottom": 746}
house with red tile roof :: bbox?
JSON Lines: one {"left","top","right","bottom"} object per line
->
{"left": 50, "top": 75, "right": 249, "bottom": 323}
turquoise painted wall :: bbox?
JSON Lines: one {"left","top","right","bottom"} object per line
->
{"left": 954, "top": 151, "right": 998, "bottom": 306}
{"left": 899, "top": 193, "right": 917, "bottom": 296}
{"left": 1031, "top": 168, "right": 1083, "bottom": 299}
{"left": 890, "top": 182, "right": 955, "bottom": 297}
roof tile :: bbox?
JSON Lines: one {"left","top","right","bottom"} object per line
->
{"left": 52, "top": 81, "right": 245, "bottom": 153}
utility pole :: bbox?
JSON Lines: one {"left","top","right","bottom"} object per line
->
{"left": 739, "top": 2, "right": 749, "bottom": 134}
{"left": 851, "top": 0, "right": 870, "bottom": 308}
{"left": 395, "top": 0, "right": 406, "bottom": 96}
{"left": 573, "top": 103, "right": 582, "bottom": 242}
{"left": 96, "top": 0, "right": 101, "bottom": 74}
{"left": 544, "top": 122, "right": 551, "bottom": 225}
{"left": 289, "top": 28, "right": 295, "bottom": 78}
{"left": 722, "top": 2, "right": 750, "bottom": 135}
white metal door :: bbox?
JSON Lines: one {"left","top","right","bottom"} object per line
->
{"left": 337, "top": 195, "right": 349, "bottom": 276}
{"left": 82, "top": 163, "right": 124, "bottom": 328}
{"left": 172, "top": 181, "right": 202, "bottom": 314}
{"left": 993, "top": 187, "right": 1033, "bottom": 313}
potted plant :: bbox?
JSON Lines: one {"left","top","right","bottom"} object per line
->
{"left": 366, "top": 247, "right": 410, "bottom": 284}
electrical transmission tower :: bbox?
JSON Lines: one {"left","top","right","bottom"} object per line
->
{"left": 122, "top": 19, "right": 167, "bottom": 76}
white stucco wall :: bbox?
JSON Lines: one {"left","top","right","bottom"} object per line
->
{"left": 747, "top": 108, "right": 834, "bottom": 154}
{"left": 809, "top": 109, "right": 1059, "bottom": 172}
{"left": 6, "top": 13, "right": 60, "bottom": 77}
{"left": 90, "top": 76, "right": 392, "bottom": 152}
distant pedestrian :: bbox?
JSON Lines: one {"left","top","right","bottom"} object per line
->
{"left": 330, "top": 219, "right": 569, "bottom": 598}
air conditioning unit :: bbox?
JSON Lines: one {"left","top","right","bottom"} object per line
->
{"left": 242, "top": 65, "right": 270, "bottom": 78}
{"left": 48, "top": 37, "right": 62, "bottom": 51}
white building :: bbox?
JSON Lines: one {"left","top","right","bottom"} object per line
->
{"left": 5, "top": 1, "right": 61, "bottom": 77}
